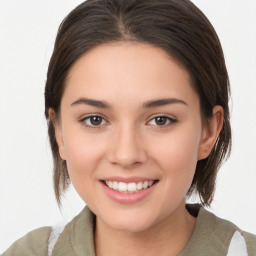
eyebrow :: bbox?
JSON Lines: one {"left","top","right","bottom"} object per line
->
{"left": 143, "top": 98, "right": 187, "bottom": 108}
{"left": 71, "top": 98, "right": 110, "bottom": 108}
{"left": 71, "top": 97, "right": 187, "bottom": 108}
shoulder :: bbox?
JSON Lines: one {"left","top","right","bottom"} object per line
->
{"left": 210, "top": 209, "right": 256, "bottom": 253}
{"left": 181, "top": 205, "right": 256, "bottom": 256}
{"left": 52, "top": 206, "right": 96, "bottom": 255}
{"left": 241, "top": 231, "right": 256, "bottom": 255}
{"left": 1, "top": 226, "right": 51, "bottom": 256}
{"left": 200, "top": 207, "right": 256, "bottom": 256}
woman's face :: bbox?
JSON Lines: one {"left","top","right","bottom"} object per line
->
{"left": 55, "top": 42, "right": 211, "bottom": 232}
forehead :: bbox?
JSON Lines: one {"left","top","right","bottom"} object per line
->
{"left": 63, "top": 42, "right": 198, "bottom": 108}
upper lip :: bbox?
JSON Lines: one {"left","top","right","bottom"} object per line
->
{"left": 101, "top": 176, "right": 158, "bottom": 183}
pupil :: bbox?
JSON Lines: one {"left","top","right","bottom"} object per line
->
{"left": 91, "top": 116, "right": 102, "bottom": 125}
{"left": 156, "top": 117, "right": 167, "bottom": 125}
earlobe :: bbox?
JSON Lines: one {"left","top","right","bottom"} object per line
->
{"left": 198, "top": 106, "right": 224, "bottom": 160}
{"left": 48, "top": 108, "right": 66, "bottom": 160}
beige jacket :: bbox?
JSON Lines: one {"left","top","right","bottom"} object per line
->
{"left": 2, "top": 205, "right": 256, "bottom": 256}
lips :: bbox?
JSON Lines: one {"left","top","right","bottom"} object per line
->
{"left": 100, "top": 178, "right": 159, "bottom": 204}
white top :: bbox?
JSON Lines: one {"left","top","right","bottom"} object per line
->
{"left": 226, "top": 231, "right": 248, "bottom": 256}
{"left": 48, "top": 224, "right": 65, "bottom": 256}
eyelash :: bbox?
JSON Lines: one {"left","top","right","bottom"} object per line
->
{"left": 147, "top": 115, "right": 177, "bottom": 127}
{"left": 80, "top": 114, "right": 107, "bottom": 129}
{"left": 80, "top": 114, "right": 177, "bottom": 128}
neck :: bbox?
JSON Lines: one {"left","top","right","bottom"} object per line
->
{"left": 95, "top": 202, "right": 196, "bottom": 256}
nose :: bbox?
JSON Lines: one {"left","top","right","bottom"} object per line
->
{"left": 107, "top": 124, "right": 148, "bottom": 168}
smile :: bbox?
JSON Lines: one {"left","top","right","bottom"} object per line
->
{"left": 101, "top": 179, "right": 159, "bottom": 204}
{"left": 104, "top": 180, "right": 155, "bottom": 193}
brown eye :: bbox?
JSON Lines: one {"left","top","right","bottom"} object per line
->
{"left": 90, "top": 116, "right": 103, "bottom": 125}
{"left": 148, "top": 116, "right": 176, "bottom": 127}
{"left": 155, "top": 117, "right": 168, "bottom": 126}
{"left": 82, "top": 115, "right": 107, "bottom": 127}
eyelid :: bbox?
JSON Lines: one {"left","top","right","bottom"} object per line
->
{"left": 79, "top": 113, "right": 177, "bottom": 128}
{"left": 147, "top": 114, "right": 177, "bottom": 126}
{"left": 80, "top": 113, "right": 108, "bottom": 128}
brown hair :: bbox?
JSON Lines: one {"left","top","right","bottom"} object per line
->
{"left": 45, "top": 0, "right": 231, "bottom": 207}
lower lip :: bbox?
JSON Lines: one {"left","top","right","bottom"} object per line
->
{"left": 100, "top": 181, "right": 157, "bottom": 204}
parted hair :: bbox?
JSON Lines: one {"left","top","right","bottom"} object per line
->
{"left": 45, "top": 0, "right": 231, "bottom": 207}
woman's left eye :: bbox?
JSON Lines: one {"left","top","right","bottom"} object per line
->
{"left": 81, "top": 115, "right": 107, "bottom": 127}
{"left": 148, "top": 116, "right": 176, "bottom": 126}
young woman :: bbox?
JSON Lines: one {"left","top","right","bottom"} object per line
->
{"left": 2, "top": 0, "right": 256, "bottom": 255}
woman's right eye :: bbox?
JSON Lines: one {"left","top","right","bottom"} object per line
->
{"left": 81, "top": 115, "right": 107, "bottom": 128}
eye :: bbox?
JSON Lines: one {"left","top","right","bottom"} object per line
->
{"left": 148, "top": 116, "right": 176, "bottom": 126}
{"left": 81, "top": 115, "right": 107, "bottom": 127}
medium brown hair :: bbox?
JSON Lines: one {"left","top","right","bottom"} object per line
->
{"left": 45, "top": 0, "right": 231, "bottom": 206}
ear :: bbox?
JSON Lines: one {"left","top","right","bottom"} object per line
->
{"left": 198, "top": 105, "right": 224, "bottom": 160}
{"left": 48, "top": 108, "right": 66, "bottom": 160}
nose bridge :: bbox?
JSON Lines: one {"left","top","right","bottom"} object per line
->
{"left": 108, "top": 121, "right": 147, "bottom": 167}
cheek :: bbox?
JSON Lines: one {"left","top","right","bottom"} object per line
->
{"left": 62, "top": 130, "right": 106, "bottom": 179}
{"left": 149, "top": 125, "right": 201, "bottom": 183}
{"left": 62, "top": 131, "right": 108, "bottom": 204}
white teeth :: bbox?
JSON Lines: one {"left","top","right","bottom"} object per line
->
{"left": 136, "top": 182, "right": 143, "bottom": 191}
{"left": 127, "top": 182, "right": 137, "bottom": 192}
{"left": 105, "top": 180, "right": 155, "bottom": 193}
{"left": 113, "top": 181, "right": 118, "bottom": 189}
{"left": 143, "top": 181, "right": 149, "bottom": 189}
{"left": 108, "top": 181, "right": 113, "bottom": 189}
{"left": 118, "top": 182, "right": 127, "bottom": 192}
{"left": 148, "top": 180, "right": 153, "bottom": 186}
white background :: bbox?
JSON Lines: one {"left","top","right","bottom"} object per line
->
{"left": 0, "top": 0, "right": 256, "bottom": 253}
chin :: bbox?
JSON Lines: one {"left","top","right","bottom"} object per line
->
{"left": 110, "top": 218, "right": 155, "bottom": 233}
{"left": 98, "top": 208, "right": 160, "bottom": 233}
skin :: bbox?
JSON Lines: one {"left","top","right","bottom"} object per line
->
{"left": 51, "top": 42, "right": 223, "bottom": 256}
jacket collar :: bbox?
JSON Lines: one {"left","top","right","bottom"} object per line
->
{"left": 53, "top": 204, "right": 238, "bottom": 256}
